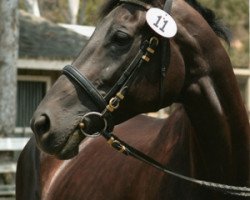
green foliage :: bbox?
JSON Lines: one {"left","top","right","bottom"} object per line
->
{"left": 200, "top": 0, "right": 248, "bottom": 28}
{"left": 199, "top": 0, "right": 249, "bottom": 67}
{"left": 83, "top": 0, "right": 104, "bottom": 25}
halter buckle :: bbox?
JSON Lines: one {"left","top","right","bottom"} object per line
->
{"left": 141, "top": 37, "right": 159, "bottom": 62}
{"left": 107, "top": 136, "right": 128, "bottom": 154}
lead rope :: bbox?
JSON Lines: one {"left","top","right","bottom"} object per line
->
{"left": 102, "top": 132, "right": 250, "bottom": 197}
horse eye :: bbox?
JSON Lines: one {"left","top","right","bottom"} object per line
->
{"left": 111, "top": 31, "right": 132, "bottom": 46}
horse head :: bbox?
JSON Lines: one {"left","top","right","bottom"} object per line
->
{"left": 31, "top": 0, "right": 187, "bottom": 159}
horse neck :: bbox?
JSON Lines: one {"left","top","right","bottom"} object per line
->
{"left": 167, "top": 3, "right": 250, "bottom": 186}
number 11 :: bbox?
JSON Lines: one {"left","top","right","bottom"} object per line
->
{"left": 153, "top": 16, "right": 168, "bottom": 32}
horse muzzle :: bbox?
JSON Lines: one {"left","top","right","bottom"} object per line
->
{"left": 30, "top": 111, "right": 84, "bottom": 159}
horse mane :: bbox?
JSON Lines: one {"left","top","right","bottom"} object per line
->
{"left": 185, "top": 0, "right": 231, "bottom": 44}
{"left": 99, "top": 0, "right": 231, "bottom": 43}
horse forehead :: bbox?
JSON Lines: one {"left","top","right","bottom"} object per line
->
{"left": 110, "top": 5, "right": 146, "bottom": 29}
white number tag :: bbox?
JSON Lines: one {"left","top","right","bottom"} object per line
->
{"left": 146, "top": 8, "right": 177, "bottom": 38}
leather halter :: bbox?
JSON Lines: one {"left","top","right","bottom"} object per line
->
{"left": 63, "top": 0, "right": 169, "bottom": 134}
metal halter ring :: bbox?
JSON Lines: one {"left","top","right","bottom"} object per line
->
{"left": 79, "top": 112, "right": 108, "bottom": 138}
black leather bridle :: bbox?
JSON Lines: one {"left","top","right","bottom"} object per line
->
{"left": 62, "top": 0, "right": 250, "bottom": 197}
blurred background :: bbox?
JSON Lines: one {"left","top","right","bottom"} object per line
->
{"left": 0, "top": 0, "right": 248, "bottom": 198}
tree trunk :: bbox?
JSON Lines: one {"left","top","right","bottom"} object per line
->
{"left": 24, "top": 0, "right": 40, "bottom": 17}
{"left": 68, "top": 0, "right": 80, "bottom": 24}
{"left": 0, "top": 0, "right": 19, "bottom": 136}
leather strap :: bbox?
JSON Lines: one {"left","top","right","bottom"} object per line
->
{"left": 104, "top": 41, "right": 149, "bottom": 101}
{"left": 119, "top": 0, "right": 151, "bottom": 10}
{"left": 120, "top": 0, "right": 174, "bottom": 13}
{"left": 63, "top": 65, "right": 107, "bottom": 111}
{"left": 103, "top": 131, "right": 250, "bottom": 197}
{"left": 164, "top": 0, "right": 173, "bottom": 13}
{"left": 159, "top": 0, "right": 173, "bottom": 108}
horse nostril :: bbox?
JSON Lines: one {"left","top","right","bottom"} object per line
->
{"left": 33, "top": 115, "right": 50, "bottom": 136}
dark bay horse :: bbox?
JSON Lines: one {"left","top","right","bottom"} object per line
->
{"left": 17, "top": 0, "right": 249, "bottom": 199}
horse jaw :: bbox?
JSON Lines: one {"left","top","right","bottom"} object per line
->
{"left": 55, "top": 129, "right": 85, "bottom": 160}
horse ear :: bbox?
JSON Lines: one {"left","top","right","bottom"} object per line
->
{"left": 186, "top": 0, "right": 231, "bottom": 44}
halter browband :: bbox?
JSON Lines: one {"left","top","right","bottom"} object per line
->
{"left": 120, "top": 0, "right": 173, "bottom": 13}
{"left": 120, "top": 0, "right": 152, "bottom": 10}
